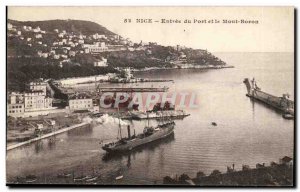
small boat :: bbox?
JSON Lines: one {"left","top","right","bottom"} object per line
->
{"left": 57, "top": 173, "right": 72, "bottom": 178}
{"left": 211, "top": 122, "right": 217, "bottom": 126}
{"left": 86, "top": 176, "right": 98, "bottom": 182}
{"left": 73, "top": 176, "right": 88, "bottom": 182}
{"left": 115, "top": 175, "right": 123, "bottom": 180}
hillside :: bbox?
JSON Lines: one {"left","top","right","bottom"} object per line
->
{"left": 7, "top": 19, "right": 226, "bottom": 92}
{"left": 8, "top": 19, "right": 115, "bottom": 36}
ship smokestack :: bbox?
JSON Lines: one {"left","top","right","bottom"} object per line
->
{"left": 127, "top": 125, "right": 131, "bottom": 139}
{"left": 243, "top": 78, "right": 252, "bottom": 95}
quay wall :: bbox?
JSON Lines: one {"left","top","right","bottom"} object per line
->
{"left": 7, "top": 122, "right": 89, "bottom": 151}
{"left": 57, "top": 74, "right": 114, "bottom": 86}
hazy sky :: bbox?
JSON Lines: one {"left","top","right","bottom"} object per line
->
{"left": 8, "top": 6, "right": 294, "bottom": 52}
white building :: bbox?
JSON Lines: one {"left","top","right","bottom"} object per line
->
{"left": 29, "top": 80, "right": 47, "bottom": 95}
{"left": 84, "top": 42, "right": 108, "bottom": 53}
{"left": 69, "top": 51, "right": 76, "bottom": 57}
{"left": 7, "top": 103, "right": 24, "bottom": 117}
{"left": 7, "top": 92, "right": 25, "bottom": 117}
{"left": 35, "top": 34, "right": 42, "bottom": 39}
{"left": 23, "top": 26, "right": 32, "bottom": 31}
{"left": 68, "top": 93, "right": 93, "bottom": 112}
{"left": 33, "top": 26, "right": 41, "bottom": 33}
{"left": 94, "top": 57, "right": 108, "bottom": 67}
{"left": 24, "top": 90, "right": 53, "bottom": 112}
{"left": 78, "top": 39, "right": 84, "bottom": 44}
{"left": 41, "top": 53, "right": 49, "bottom": 58}
{"left": 7, "top": 23, "right": 13, "bottom": 30}
{"left": 92, "top": 33, "right": 107, "bottom": 39}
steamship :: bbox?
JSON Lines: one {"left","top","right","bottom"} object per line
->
{"left": 101, "top": 112, "right": 175, "bottom": 153}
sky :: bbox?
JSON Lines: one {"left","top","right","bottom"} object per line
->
{"left": 8, "top": 6, "right": 294, "bottom": 52}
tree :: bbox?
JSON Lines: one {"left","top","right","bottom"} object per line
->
{"left": 196, "top": 171, "right": 206, "bottom": 179}
{"left": 210, "top": 169, "right": 221, "bottom": 176}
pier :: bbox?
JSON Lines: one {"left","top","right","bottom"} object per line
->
{"left": 97, "top": 87, "right": 169, "bottom": 93}
{"left": 243, "top": 78, "right": 294, "bottom": 118}
{"left": 7, "top": 122, "right": 89, "bottom": 151}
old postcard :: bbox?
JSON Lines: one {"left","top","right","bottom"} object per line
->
{"left": 6, "top": 6, "right": 294, "bottom": 186}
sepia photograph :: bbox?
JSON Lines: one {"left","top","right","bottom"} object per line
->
{"left": 6, "top": 6, "right": 294, "bottom": 187}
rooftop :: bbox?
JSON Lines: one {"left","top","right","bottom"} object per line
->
{"left": 69, "top": 92, "right": 92, "bottom": 100}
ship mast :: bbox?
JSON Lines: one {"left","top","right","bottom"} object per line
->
{"left": 118, "top": 107, "right": 122, "bottom": 139}
{"left": 147, "top": 109, "right": 150, "bottom": 127}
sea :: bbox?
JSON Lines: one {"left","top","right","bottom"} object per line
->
{"left": 6, "top": 52, "right": 294, "bottom": 184}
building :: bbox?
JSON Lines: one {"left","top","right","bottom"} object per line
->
{"left": 69, "top": 51, "right": 76, "bottom": 57}
{"left": 35, "top": 34, "right": 42, "bottom": 39}
{"left": 94, "top": 57, "right": 108, "bottom": 67}
{"left": 53, "top": 54, "right": 60, "bottom": 59}
{"left": 7, "top": 103, "right": 24, "bottom": 117}
{"left": 24, "top": 90, "right": 53, "bottom": 112}
{"left": 23, "top": 26, "right": 32, "bottom": 31}
{"left": 8, "top": 92, "right": 24, "bottom": 104}
{"left": 58, "top": 33, "right": 64, "bottom": 38}
{"left": 33, "top": 26, "right": 41, "bottom": 33}
{"left": 41, "top": 53, "right": 49, "bottom": 58}
{"left": 68, "top": 93, "right": 93, "bottom": 112}
{"left": 84, "top": 42, "right": 108, "bottom": 54}
{"left": 7, "top": 23, "right": 13, "bottom": 30}
{"left": 7, "top": 92, "right": 25, "bottom": 117}
{"left": 29, "top": 80, "right": 47, "bottom": 95}
{"left": 92, "top": 33, "right": 107, "bottom": 39}
{"left": 78, "top": 39, "right": 85, "bottom": 44}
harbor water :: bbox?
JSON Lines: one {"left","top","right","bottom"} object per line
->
{"left": 6, "top": 52, "right": 294, "bottom": 184}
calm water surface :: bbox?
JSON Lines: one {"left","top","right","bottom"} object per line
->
{"left": 7, "top": 52, "right": 294, "bottom": 184}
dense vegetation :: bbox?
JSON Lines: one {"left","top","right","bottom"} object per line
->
{"left": 7, "top": 57, "right": 118, "bottom": 92}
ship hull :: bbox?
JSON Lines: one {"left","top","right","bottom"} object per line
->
{"left": 102, "top": 124, "right": 174, "bottom": 153}
{"left": 130, "top": 110, "right": 190, "bottom": 120}
{"left": 246, "top": 90, "right": 294, "bottom": 115}
{"left": 243, "top": 78, "right": 294, "bottom": 115}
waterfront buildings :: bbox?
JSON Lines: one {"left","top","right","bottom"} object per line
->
{"left": 24, "top": 90, "right": 53, "bottom": 112}
{"left": 68, "top": 93, "right": 93, "bottom": 112}
{"left": 7, "top": 92, "right": 25, "bottom": 117}
{"left": 7, "top": 80, "right": 54, "bottom": 117}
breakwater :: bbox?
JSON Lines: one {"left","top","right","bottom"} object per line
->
{"left": 7, "top": 122, "right": 90, "bottom": 151}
